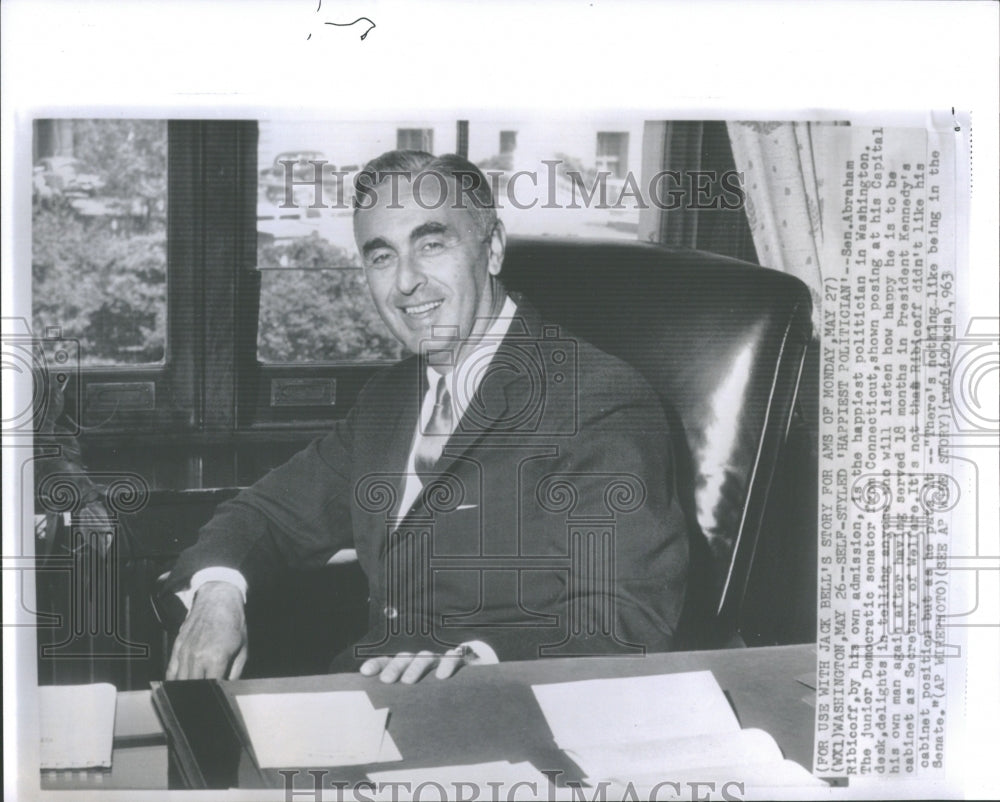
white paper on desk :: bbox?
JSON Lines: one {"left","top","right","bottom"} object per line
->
{"left": 114, "top": 689, "right": 164, "bottom": 740}
{"left": 531, "top": 670, "right": 740, "bottom": 751}
{"left": 235, "top": 691, "right": 402, "bottom": 768}
{"left": 39, "top": 683, "right": 117, "bottom": 769}
{"left": 567, "top": 727, "right": 782, "bottom": 780}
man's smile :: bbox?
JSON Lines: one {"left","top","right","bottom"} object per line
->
{"left": 400, "top": 299, "right": 444, "bottom": 317}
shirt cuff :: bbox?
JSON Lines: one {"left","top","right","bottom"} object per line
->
{"left": 460, "top": 639, "right": 499, "bottom": 665}
{"left": 175, "top": 567, "right": 248, "bottom": 610}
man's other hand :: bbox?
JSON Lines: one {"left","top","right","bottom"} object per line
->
{"left": 165, "top": 581, "right": 247, "bottom": 680}
{"left": 359, "top": 647, "right": 479, "bottom": 684}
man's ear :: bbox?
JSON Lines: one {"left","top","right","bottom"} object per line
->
{"left": 487, "top": 219, "right": 506, "bottom": 276}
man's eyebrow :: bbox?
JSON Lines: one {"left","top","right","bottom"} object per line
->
{"left": 410, "top": 221, "right": 451, "bottom": 241}
{"left": 362, "top": 223, "right": 452, "bottom": 257}
{"left": 360, "top": 236, "right": 391, "bottom": 257}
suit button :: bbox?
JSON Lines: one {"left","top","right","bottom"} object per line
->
{"left": 383, "top": 605, "right": 398, "bottom": 619}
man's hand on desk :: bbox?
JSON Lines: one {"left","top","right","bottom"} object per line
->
{"left": 359, "top": 643, "right": 496, "bottom": 684}
{"left": 166, "top": 581, "right": 248, "bottom": 681}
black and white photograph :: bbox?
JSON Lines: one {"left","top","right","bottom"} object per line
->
{"left": 3, "top": 2, "right": 998, "bottom": 800}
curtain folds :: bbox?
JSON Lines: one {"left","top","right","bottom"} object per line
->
{"left": 726, "top": 121, "right": 845, "bottom": 332}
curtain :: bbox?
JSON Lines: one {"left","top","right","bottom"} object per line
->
{"left": 640, "top": 121, "right": 758, "bottom": 263}
{"left": 726, "top": 121, "right": 845, "bottom": 332}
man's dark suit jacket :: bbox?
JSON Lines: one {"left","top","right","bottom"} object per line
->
{"left": 166, "top": 295, "right": 689, "bottom": 663}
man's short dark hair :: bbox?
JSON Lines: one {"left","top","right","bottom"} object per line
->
{"left": 353, "top": 150, "right": 498, "bottom": 239}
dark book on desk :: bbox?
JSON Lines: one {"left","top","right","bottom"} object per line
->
{"left": 150, "top": 680, "right": 270, "bottom": 789}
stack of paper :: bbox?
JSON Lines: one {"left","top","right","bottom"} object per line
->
{"left": 39, "top": 683, "right": 117, "bottom": 770}
{"left": 114, "top": 689, "right": 165, "bottom": 742}
{"left": 235, "top": 691, "right": 402, "bottom": 769}
{"left": 531, "top": 671, "right": 823, "bottom": 790}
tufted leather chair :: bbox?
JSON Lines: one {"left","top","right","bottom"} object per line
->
{"left": 500, "top": 236, "right": 813, "bottom": 647}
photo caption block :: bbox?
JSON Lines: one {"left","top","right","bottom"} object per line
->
{"left": 815, "top": 124, "right": 963, "bottom": 780}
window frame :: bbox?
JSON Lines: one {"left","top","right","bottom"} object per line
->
{"left": 59, "top": 121, "right": 390, "bottom": 442}
{"left": 36, "top": 119, "right": 179, "bottom": 435}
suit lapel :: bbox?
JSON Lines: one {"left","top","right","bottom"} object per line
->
{"left": 401, "top": 297, "right": 543, "bottom": 521}
{"left": 367, "top": 356, "right": 424, "bottom": 507}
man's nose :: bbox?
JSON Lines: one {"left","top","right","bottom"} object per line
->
{"left": 394, "top": 252, "right": 425, "bottom": 295}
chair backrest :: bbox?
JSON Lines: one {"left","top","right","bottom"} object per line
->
{"left": 500, "top": 236, "right": 813, "bottom": 643}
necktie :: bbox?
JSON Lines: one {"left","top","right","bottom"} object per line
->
{"left": 414, "top": 373, "right": 453, "bottom": 484}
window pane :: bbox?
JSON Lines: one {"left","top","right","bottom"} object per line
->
{"left": 469, "top": 122, "right": 641, "bottom": 239}
{"left": 257, "top": 266, "right": 403, "bottom": 363}
{"left": 32, "top": 119, "right": 167, "bottom": 366}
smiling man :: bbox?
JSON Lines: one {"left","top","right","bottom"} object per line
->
{"left": 163, "top": 150, "right": 689, "bottom": 684}
{"left": 354, "top": 152, "right": 506, "bottom": 360}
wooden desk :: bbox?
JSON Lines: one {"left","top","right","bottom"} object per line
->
{"left": 55, "top": 643, "right": 817, "bottom": 790}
